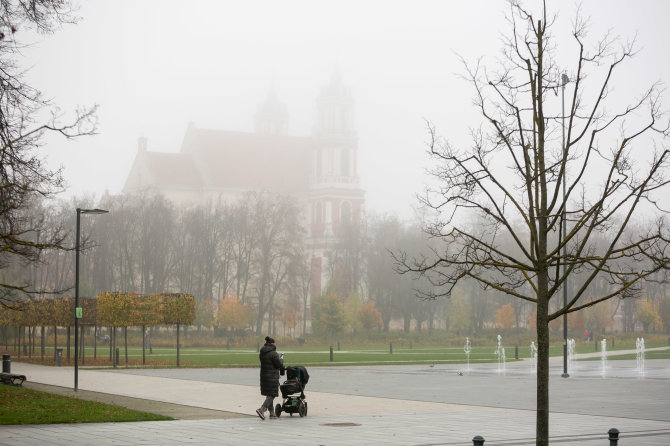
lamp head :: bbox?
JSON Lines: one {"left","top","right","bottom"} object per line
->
{"left": 78, "top": 208, "right": 109, "bottom": 215}
{"left": 561, "top": 73, "right": 569, "bottom": 86}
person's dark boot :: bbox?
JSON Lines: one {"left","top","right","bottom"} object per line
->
{"left": 256, "top": 408, "right": 265, "bottom": 420}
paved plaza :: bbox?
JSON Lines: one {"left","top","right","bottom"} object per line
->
{"left": 3, "top": 349, "right": 670, "bottom": 445}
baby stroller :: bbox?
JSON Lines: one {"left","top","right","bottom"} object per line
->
{"left": 275, "top": 365, "right": 309, "bottom": 417}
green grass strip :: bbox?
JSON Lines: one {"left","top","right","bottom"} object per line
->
{"left": 0, "top": 384, "right": 172, "bottom": 425}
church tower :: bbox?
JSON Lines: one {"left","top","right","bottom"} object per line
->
{"left": 308, "top": 73, "right": 365, "bottom": 299}
{"left": 255, "top": 89, "right": 288, "bottom": 135}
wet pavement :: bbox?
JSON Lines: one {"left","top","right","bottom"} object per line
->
{"left": 4, "top": 349, "right": 670, "bottom": 445}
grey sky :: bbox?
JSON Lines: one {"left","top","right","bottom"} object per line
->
{"left": 24, "top": 0, "right": 670, "bottom": 219}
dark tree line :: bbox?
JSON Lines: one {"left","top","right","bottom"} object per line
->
{"left": 2, "top": 190, "right": 450, "bottom": 336}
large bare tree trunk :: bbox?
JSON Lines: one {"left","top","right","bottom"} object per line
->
{"left": 536, "top": 288, "right": 550, "bottom": 445}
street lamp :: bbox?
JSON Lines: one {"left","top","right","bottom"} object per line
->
{"left": 75, "top": 207, "right": 108, "bottom": 391}
{"left": 561, "top": 73, "right": 570, "bottom": 379}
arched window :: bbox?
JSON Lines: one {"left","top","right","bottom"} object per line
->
{"left": 340, "top": 201, "right": 351, "bottom": 224}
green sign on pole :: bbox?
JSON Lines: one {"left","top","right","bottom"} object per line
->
{"left": 76, "top": 307, "right": 83, "bottom": 319}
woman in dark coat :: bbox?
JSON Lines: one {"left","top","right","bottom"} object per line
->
{"left": 256, "top": 336, "right": 284, "bottom": 420}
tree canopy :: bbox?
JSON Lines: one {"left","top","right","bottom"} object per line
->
{"left": 397, "top": 1, "right": 670, "bottom": 444}
{"left": 0, "top": 0, "right": 96, "bottom": 307}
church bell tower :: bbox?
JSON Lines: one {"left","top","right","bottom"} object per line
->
{"left": 308, "top": 73, "right": 365, "bottom": 299}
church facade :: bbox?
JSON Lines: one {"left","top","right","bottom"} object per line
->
{"left": 123, "top": 74, "right": 365, "bottom": 298}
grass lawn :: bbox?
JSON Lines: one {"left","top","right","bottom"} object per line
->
{"left": 75, "top": 343, "right": 663, "bottom": 367}
{"left": 0, "top": 384, "right": 172, "bottom": 425}
{"left": 78, "top": 345, "right": 524, "bottom": 367}
{"left": 11, "top": 341, "right": 669, "bottom": 368}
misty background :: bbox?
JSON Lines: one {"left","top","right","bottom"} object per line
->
{"left": 22, "top": 0, "right": 670, "bottom": 220}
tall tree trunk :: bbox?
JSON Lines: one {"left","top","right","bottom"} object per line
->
{"left": 176, "top": 323, "right": 180, "bottom": 367}
{"left": 41, "top": 326, "right": 45, "bottom": 360}
{"left": 536, "top": 274, "right": 550, "bottom": 446}
{"left": 142, "top": 325, "right": 146, "bottom": 365}
{"left": 124, "top": 327, "right": 128, "bottom": 364}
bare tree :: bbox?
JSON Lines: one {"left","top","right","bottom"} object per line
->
{"left": 285, "top": 247, "right": 312, "bottom": 336}
{"left": 137, "top": 195, "right": 174, "bottom": 294}
{"left": 213, "top": 201, "right": 237, "bottom": 301}
{"left": 328, "top": 216, "right": 366, "bottom": 297}
{"left": 250, "top": 192, "right": 303, "bottom": 334}
{"left": 366, "top": 215, "right": 412, "bottom": 332}
{"left": 397, "top": 2, "right": 670, "bottom": 444}
{"left": 230, "top": 198, "right": 255, "bottom": 304}
{"left": 0, "top": 1, "right": 96, "bottom": 306}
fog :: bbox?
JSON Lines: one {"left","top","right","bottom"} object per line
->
{"left": 23, "top": 0, "right": 670, "bottom": 219}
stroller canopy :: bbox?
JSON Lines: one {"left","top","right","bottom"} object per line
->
{"left": 286, "top": 366, "right": 309, "bottom": 386}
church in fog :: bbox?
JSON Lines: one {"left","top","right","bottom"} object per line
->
{"left": 123, "top": 74, "right": 365, "bottom": 297}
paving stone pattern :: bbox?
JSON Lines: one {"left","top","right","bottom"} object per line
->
{"left": 4, "top": 350, "right": 670, "bottom": 445}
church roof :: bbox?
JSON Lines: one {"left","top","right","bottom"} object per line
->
{"left": 123, "top": 150, "right": 204, "bottom": 192}
{"left": 149, "top": 152, "right": 204, "bottom": 187}
{"left": 124, "top": 126, "right": 315, "bottom": 196}
{"left": 180, "top": 127, "right": 313, "bottom": 192}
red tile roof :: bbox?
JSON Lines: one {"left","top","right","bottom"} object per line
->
{"left": 142, "top": 152, "right": 204, "bottom": 188}
{"left": 180, "top": 127, "right": 313, "bottom": 192}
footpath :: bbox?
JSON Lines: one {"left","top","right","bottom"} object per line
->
{"left": 3, "top": 353, "right": 670, "bottom": 445}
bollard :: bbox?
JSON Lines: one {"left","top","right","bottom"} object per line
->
{"left": 390, "top": 343, "right": 393, "bottom": 354}
{"left": 595, "top": 339, "right": 598, "bottom": 352}
{"left": 515, "top": 344, "right": 519, "bottom": 360}
{"left": 330, "top": 346, "right": 333, "bottom": 362}
{"left": 56, "top": 348, "right": 63, "bottom": 366}
{"left": 608, "top": 427, "right": 619, "bottom": 446}
{"left": 472, "top": 434, "right": 485, "bottom": 445}
{"left": 115, "top": 347, "right": 120, "bottom": 367}
{"left": 2, "top": 354, "right": 10, "bottom": 373}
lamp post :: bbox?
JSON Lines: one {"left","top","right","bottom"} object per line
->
{"left": 75, "top": 207, "right": 108, "bottom": 391}
{"left": 561, "top": 73, "right": 570, "bottom": 378}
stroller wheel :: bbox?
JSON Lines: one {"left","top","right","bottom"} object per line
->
{"left": 298, "top": 400, "right": 307, "bottom": 417}
{"left": 275, "top": 403, "right": 282, "bottom": 418}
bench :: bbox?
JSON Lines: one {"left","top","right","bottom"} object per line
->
{"left": 0, "top": 372, "right": 26, "bottom": 386}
